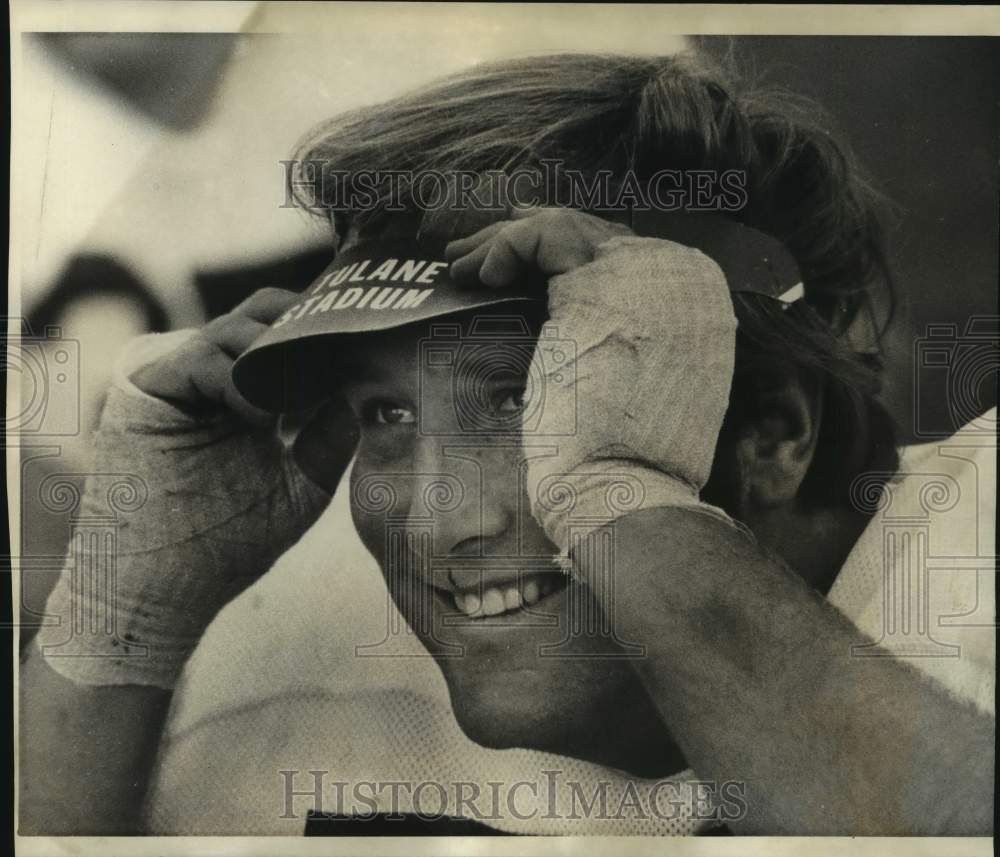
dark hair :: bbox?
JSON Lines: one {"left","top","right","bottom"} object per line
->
{"left": 292, "top": 51, "right": 899, "bottom": 509}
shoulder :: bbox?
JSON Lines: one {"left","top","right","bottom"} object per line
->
{"left": 828, "top": 408, "right": 995, "bottom": 713}
{"left": 146, "top": 686, "right": 435, "bottom": 834}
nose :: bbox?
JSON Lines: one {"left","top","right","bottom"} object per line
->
{"left": 406, "top": 435, "right": 520, "bottom": 589}
{"left": 408, "top": 436, "right": 514, "bottom": 552}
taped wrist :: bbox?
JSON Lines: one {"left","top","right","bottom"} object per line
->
{"left": 526, "top": 235, "right": 739, "bottom": 550}
{"left": 34, "top": 382, "right": 330, "bottom": 690}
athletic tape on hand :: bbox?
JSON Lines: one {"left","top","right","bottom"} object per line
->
{"left": 525, "top": 235, "right": 740, "bottom": 552}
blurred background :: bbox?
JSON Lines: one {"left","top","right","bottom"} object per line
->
{"left": 12, "top": 3, "right": 999, "bottom": 635}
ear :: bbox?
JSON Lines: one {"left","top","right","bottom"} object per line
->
{"left": 735, "top": 374, "right": 823, "bottom": 510}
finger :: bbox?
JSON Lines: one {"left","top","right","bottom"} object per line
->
{"left": 232, "top": 287, "right": 302, "bottom": 324}
{"left": 444, "top": 220, "right": 509, "bottom": 262}
{"left": 450, "top": 209, "right": 613, "bottom": 287}
{"left": 482, "top": 215, "right": 602, "bottom": 286}
{"left": 188, "top": 347, "right": 276, "bottom": 426}
{"left": 452, "top": 218, "right": 569, "bottom": 287}
{"left": 477, "top": 226, "right": 540, "bottom": 287}
{"left": 448, "top": 239, "right": 497, "bottom": 284}
{"left": 202, "top": 313, "right": 271, "bottom": 359}
{"left": 446, "top": 208, "right": 584, "bottom": 269}
{"left": 508, "top": 203, "right": 545, "bottom": 220}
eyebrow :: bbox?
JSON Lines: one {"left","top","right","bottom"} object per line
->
{"left": 465, "top": 369, "right": 527, "bottom": 384}
{"left": 334, "top": 358, "right": 425, "bottom": 402}
{"left": 334, "top": 355, "right": 527, "bottom": 392}
{"left": 335, "top": 360, "right": 391, "bottom": 384}
{"left": 332, "top": 362, "right": 399, "bottom": 396}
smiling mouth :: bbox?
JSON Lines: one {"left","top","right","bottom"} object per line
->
{"left": 448, "top": 571, "right": 569, "bottom": 619}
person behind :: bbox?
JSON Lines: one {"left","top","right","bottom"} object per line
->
{"left": 21, "top": 52, "right": 994, "bottom": 836}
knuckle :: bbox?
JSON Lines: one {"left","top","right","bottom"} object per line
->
{"left": 257, "top": 286, "right": 291, "bottom": 301}
{"left": 502, "top": 222, "right": 525, "bottom": 242}
{"left": 240, "top": 287, "right": 289, "bottom": 312}
{"left": 202, "top": 314, "right": 238, "bottom": 340}
{"left": 188, "top": 329, "right": 221, "bottom": 355}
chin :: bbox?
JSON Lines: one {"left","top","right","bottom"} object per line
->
{"left": 439, "top": 659, "right": 608, "bottom": 753}
{"left": 452, "top": 691, "right": 561, "bottom": 752}
{"left": 440, "top": 661, "right": 574, "bottom": 750}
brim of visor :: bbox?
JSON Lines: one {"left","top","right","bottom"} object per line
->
{"left": 232, "top": 214, "right": 804, "bottom": 414}
{"left": 232, "top": 291, "right": 540, "bottom": 413}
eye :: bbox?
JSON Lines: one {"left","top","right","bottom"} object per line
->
{"left": 361, "top": 400, "right": 417, "bottom": 426}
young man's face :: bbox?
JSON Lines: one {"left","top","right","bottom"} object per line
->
{"left": 339, "top": 306, "right": 685, "bottom": 775}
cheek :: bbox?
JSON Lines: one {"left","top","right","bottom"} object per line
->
{"left": 349, "top": 460, "right": 389, "bottom": 565}
{"left": 349, "top": 450, "right": 419, "bottom": 567}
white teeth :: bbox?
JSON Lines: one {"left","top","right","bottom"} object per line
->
{"left": 481, "top": 589, "right": 506, "bottom": 616}
{"left": 503, "top": 587, "right": 522, "bottom": 611}
{"left": 454, "top": 591, "right": 481, "bottom": 616}
{"left": 452, "top": 574, "right": 562, "bottom": 618}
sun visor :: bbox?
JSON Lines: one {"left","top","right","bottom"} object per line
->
{"left": 232, "top": 237, "right": 541, "bottom": 412}
{"left": 630, "top": 210, "right": 805, "bottom": 306}
{"left": 233, "top": 213, "right": 806, "bottom": 413}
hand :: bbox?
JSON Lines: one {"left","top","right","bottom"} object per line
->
{"left": 130, "top": 287, "right": 301, "bottom": 426}
{"left": 452, "top": 207, "right": 739, "bottom": 554}
{"left": 445, "top": 207, "right": 632, "bottom": 286}
{"left": 36, "top": 288, "right": 336, "bottom": 690}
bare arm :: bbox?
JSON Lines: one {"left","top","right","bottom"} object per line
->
{"left": 445, "top": 208, "right": 994, "bottom": 834}
{"left": 597, "top": 506, "right": 994, "bottom": 835}
{"left": 19, "top": 289, "right": 339, "bottom": 834}
{"left": 19, "top": 651, "right": 173, "bottom": 834}
{"left": 18, "top": 443, "right": 330, "bottom": 834}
